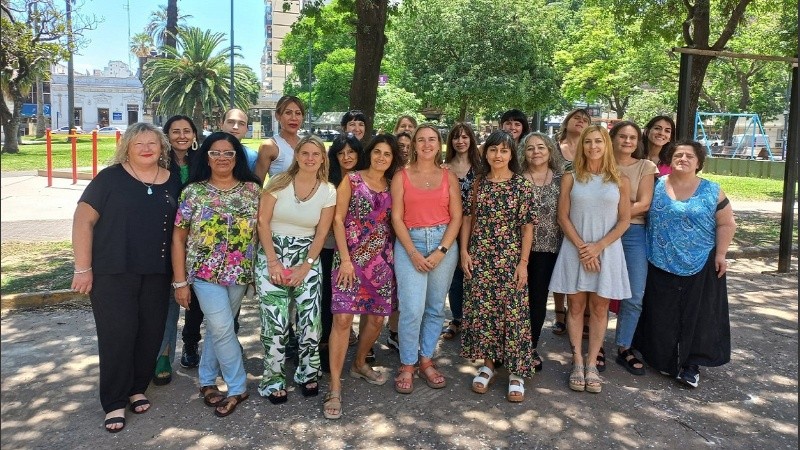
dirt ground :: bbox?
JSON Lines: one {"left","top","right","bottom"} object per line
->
{"left": 1, "top": 257, "right": 797, "bottom": 450}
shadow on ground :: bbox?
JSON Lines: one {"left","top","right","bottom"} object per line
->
{"left": 1, "top": 257, "right": 797, "bottom": 449}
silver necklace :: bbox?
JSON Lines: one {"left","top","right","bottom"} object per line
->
{"left": 293, "top": 179, "right": 319, "bottom": 204}
{"left": 128, "top": 163, "right": 159, "bottom": 195}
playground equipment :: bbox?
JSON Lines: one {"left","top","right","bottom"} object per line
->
{"left": 45, "top": 128, "right": 121, "bottom": 186}
{"left": 694, "top": 112, "right": 775, "bottom": 160}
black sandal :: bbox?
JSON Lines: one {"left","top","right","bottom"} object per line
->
{"left": 551, "top": 310, "right": 567, "bottom": 335}
{"left": 616, "top": 348, "right": 646, "bottom": 375}
{"left": 532, "top": 349, "right": 544, "bottom": 373}
{"left": 441, "top": 320, "right": 461, "bottom": 340}
{"left": 301, "top": 381, "right": 319, "bottom": 397}
{"left": 104, "top": 416, "right": 125, "bottom": 433}
{"left": 596, "top": 347, "right": 606, "bottom": 373}
{"left": 267, "top": 389, "right": 288, "bottom": 405}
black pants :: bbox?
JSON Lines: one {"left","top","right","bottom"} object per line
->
{"left": 182, "top": 288, "right": 241, "bottom": 346}
{"left": 527, "top": 251, "right": 559, "bottom": 348}
{"left": 90, "top": 273, "right": 169, "bottom": 413}
{"left": 320, "top": 248, "right": 334, "bottom": 346}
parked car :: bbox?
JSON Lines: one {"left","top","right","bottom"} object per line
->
{"left": 97, "top": 126, "right": 126, "bottom": 135}
{"left": 53, "top": 126, "right": 84, "bottom": 134}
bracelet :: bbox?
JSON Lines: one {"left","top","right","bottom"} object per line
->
{"left": 520, "top": 258, "right": 529, "bottom": 263}
{"left": 74, "top": 267, "right": 92, "bottom": 274}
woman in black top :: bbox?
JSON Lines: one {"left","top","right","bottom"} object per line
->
{"left": 72, "top": 122, "right": 181, "bottom": 433}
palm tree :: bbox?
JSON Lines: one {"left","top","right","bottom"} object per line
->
{"left": 145, "top": 4, "right": 191, "bottom": 50}
{"left": 129, "top": 32, "right": 154, "bottom": 78}
{"left": 142, "top": 27, "right": 260, "bottom": 134}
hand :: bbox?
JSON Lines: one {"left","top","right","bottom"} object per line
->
{"left": 578, "top": 242, "right": 602, "bottom": 261}
{"left": 286, "top": 264, "right": 310, "bottom": 287}
{"left": 513, "top": 263, "right": 528, "bottom": 290}
{"left": 425, "top": 250, "right": 445, "bottom": 270}
{"left": 268, "top": 261, "right": 286, "bottom": 286}
{"left": 175, "top": 286, "right": 191, "bottom": 308}
{"left": 582, "top": 257, "right": 601, "bottom": 273}
{"left": 410, "top": 250, "right": 434, "bottom": 273}
{"left": 715, "top": 253, "right": 728, "bottom": 278}
{"left": 460, "top": 252, "right": 473, "bottom": 279}
{"left": 337, "top": 260, "right": 355, "bottom": 290}
{"left": 71, "top": 272, "right": 93, "bottom": 294}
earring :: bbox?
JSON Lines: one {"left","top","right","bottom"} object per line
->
{"left": 192, "top": 139, "right": 198, "bottom": 150}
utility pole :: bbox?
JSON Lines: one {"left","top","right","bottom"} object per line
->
{"left": 66, "top": 0, "right": 75, "bottom": 129}
{"left": 229, "top": 0, "right": 235, "bottom": 109}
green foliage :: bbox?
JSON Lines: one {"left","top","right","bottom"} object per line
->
{"left": 311, "top": 48, "right": 355, "bottom": 112}
{"left": 626, "top": 90, "right": 677, "bottom": 125}
{"left": 145, "top": 4, "right": 192, "bottom": 49}
{"left": 374, "top": 84, "right": 422, "bottom": 132}
{"left": 390, "top": 0, "right": 562, "bottom": 121}
{"left": 142, "top": 27, "right": 260, "bottom": 130}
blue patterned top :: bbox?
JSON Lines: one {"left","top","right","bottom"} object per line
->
{"left": 647, "top": 177, "right": 720, "bottom": 276}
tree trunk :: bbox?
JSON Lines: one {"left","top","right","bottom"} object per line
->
{"left": 165, "top": 0, "right": 178, "bottom": 50}
{"left": 192, "top": 99, "right": 204, "bottom": 140}
{"left": 1, "top": 87, "right": 24, "bottom": 153}
{"left": 36, "top": 77, "right": 46, "bottom": 138}
{"left": 349, "top": 0, "right": 389, "bottom": 136}
{"left": 686, "top": 55, "right": 714, "bottom": 131}
{"left": 457, "top": 97, "right": 469, "bottom": 122}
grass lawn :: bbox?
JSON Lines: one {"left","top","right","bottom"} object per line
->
{"left": 1, "top": 241, "right": 73, "bottom": 295}
{"left": 0, "top": 137, "right": 266, "bottom": 171}
{"left": 701, "top": 173, "right": 788, "bottom": 202}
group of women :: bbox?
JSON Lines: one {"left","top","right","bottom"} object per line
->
{"left": 72, "top": 100, "right": 735, "bottom": 432}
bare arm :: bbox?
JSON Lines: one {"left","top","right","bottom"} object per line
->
{"left": 514, "top": 223, "right": 534, "bottom": 289}
{"left": 71, "top": 202, "right": 99, "bottom": 294}
{"left": 556, "top": 173, "right": 582, "bottom": 248}
{"left": 390, "top": 174, "right": 433, "bottom": 272}
{"left": 287, "top": 205, "right": 335, "bottom": 286}
{"left": 257, "top": 192, "right": 286, "bottom": 285}
{"left": 171, "top": 226, "right": 191, "bottom": 307}
{"left": 255, "top": 139, "right": 278, "bottom": 182}
{"left": 630, "top": 173, "right": 656, "bottom": 219}
{"left": 332, "top": 178, "right": 354, "bottom": 287}
{"left": 459, "top": 214, "right": 474, "bottom": 279}
{"left": 714, "top": 188, "right": 736, "bottom": 277}
{"left": 425, "top": 171, "right": 463, "bottom": 268}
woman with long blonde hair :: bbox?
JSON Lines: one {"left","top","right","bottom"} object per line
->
{"left": 549, "top": 125, "right": 631, "bottom": 394}
{"left": 255, "top": 135, "right": 336, "bottom": 404}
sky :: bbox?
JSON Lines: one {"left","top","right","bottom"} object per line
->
{"left": 71, "top": 0, "right": 265, "bottom": 75}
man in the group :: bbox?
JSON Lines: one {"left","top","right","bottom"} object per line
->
{"left": 220, "top": 108, "right": 259, "bottom": 174}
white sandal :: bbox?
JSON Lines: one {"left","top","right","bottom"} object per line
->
{"left": 507, "top": 374, "right": 525, "bottom": 402}
{"left": 471, "top": 365, "right": 495, "bottom": 394}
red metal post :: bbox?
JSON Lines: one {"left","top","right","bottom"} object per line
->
{"left": 46, "top": 128, "right": 52, "bottom": 187}
{"left": 71, "top": 128, "right": 77, "bottom": 184}
{"left": 116, "top": 129, "right": 121, "bottom": 145}
{"left": 92, "top": 130, "right": 98, "bottom": 177}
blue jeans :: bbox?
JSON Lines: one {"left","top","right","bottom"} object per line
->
{"left": 615, "top": 224, "right": 648, "bottom": 348}
{"left": 395, "top": 225, "right": 459, "bottom": 365}
{"left": 192, "top": 280, "right": 248, "bottom": 396}
{"left": 157, "top": 292, "right": 180, "bottom": 364}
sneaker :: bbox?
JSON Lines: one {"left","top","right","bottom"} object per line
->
{"left": 386, "top": 330, "right": 399, "bottom": 352}
{"left": 677, "top": 365, "right": 700, "bottom": 388}
{"left": 180, "top": 344, "right": 200, "bottom": 369}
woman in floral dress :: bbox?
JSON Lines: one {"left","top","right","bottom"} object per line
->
{"left": 324, "top": 134, "right": 403, "bottom": 419}
{"left": 460, "top": 131, "right": 535, "bottom": 403}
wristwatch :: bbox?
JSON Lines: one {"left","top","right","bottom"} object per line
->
{"left": 306, "top": 257, "right": 315, "bottom": 265}
{"left": 437, "top": 245, "right": 448, "bottom": 254}
{"left": 171, "top": 281, "right": 189, "bottom": 289}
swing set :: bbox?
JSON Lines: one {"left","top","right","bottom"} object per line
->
{"left": 693, "top": 112, "right": 775, "bottom": 160}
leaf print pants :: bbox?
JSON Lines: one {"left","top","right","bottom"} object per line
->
{"left": 255, "top": 234, "right": 322, "bottom": 396}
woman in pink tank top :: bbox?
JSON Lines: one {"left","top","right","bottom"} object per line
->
{"left": 390, "top": 124, "right": 462, "bottom": 394}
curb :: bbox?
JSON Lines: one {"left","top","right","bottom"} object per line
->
{"left": 1, "top": 289, "right": 88, "bottom": 311}
{"left": 1, "top": 247, "right": 795, "bottom": 312}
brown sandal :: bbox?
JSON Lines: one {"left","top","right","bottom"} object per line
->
{"left": 200, "top": 385, "right": 226, "bottom": 407}
{"left": 441, "top": 320, "right": 461, "bottom": 340}
{"left": 214, "top": 392, "right": 249, "bottom": 417}
{"left": 418, "top": 359, "right": 446, "bottom": 389}
{"left": 394, "top": 364, "right": 415, "bottom": 394}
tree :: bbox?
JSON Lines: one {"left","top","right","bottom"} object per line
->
{"left": 145, "top": 2, "right": 188, "bottom": 50}
{"left": 555, "top": 5, "right": 673, "bottom": 119}
{"left": 129, "top": 32, "right": 154, "bottom": 77}
{"left": 311, "top": 48, "right": 355, "bottom": 113}
{"left": 1, "top": 0, "right": 94, "bottom": 153}
{"left": 142, "top": 27, "right": 260, "bottom": 134}
{"left": 391, "top": 0, "right": 560, "bottom": 122}
{"left": 615, "top": 0, "right": 758, "bottom": 137}
{"left": 348, "top": 0, "right": 389, "bottom": 134}
{"left": 373, "top": 84, "right": 422, "bottom": 132}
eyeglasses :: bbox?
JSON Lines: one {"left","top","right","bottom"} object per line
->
{"left": 208, "top": 150, "right": 236, "bottom": 159}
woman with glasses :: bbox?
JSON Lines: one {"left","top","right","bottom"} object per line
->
{"left": 255, "top": 135, "right": 336, "bottom": 404}
{"left": 172, "top": 132, "right": 262, "bottom": 417}
{"left": 256, "top": 95, "right": 306, "bottom": 181}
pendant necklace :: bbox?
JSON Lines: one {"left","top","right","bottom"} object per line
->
{"left": 294, "top": 179, "right": 320, "bottom": 204}
{"left": 128, "top": 163, "right": 159, "bottom": 195}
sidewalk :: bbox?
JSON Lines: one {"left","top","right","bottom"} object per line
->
{"left": 0, "top": 173, "right": 798, "bottom": 448}
{"left": 0, "top": 257, "right": 796, "bottom": 448}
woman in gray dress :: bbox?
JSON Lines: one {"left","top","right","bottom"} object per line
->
{"left": 548, "top": 125, "right": 631, "bottom": 394}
